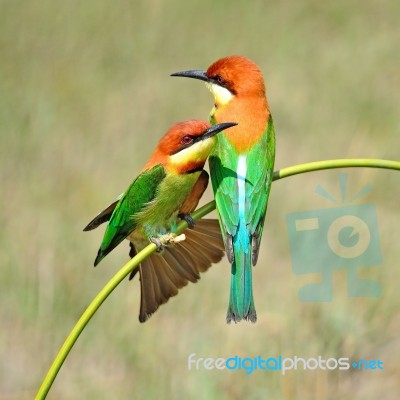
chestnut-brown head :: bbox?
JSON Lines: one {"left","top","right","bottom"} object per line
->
{"left": 144, "top": 120, "right": 237, "bottom": 174}
{"left": 171, "top": 55, "right": 266, "bottom": 106}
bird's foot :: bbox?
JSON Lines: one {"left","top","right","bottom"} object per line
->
{"left": 150, "top": 233, "right": 186, "bottom": 252}
{"left": 150, "top": 237, "right": 164, "bottom": 252}
{"left": 178, "top": 213, "right": 196, "bottom": 229}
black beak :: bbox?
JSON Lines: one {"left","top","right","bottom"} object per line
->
{"left": 171, "top": 69, "right": 210, "bottom": 82}
{"left": 201, "top": 122, "right": 238, "bottom": 140}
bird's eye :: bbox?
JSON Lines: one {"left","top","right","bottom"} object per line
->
{"left": 181, "top": 135, "right": 193, "bottom": 145}
{"left": 214, "top": 74, "right": 225, "bottom": 85}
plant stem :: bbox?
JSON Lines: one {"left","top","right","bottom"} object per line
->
{"left": 35, "top": 158, "right": 400, "bottom": 399}
{"left": 272, "top": 158, "right": 400, "bottom": 180}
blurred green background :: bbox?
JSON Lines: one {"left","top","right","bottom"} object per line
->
{"left": 1, "top": 0, "right": 399, "bottom": 399}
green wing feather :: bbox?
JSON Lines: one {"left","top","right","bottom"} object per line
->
{"left": 94, "top": 164, "right": 166, "bottom": 266}
{"left": 246, "top": 118, "right": 275, "bottom": 263}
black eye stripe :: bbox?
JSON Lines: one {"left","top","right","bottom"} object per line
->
{"left": 214, "top": 74, "right": 224, "bottom": 84}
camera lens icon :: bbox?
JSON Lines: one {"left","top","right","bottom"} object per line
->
{"left": 327, "top": 215, "right": 371, "bottom": 259}
{"left": 287, "top": 199, "right": 382, "bottom": 301}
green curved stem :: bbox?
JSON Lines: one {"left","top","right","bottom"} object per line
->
{"left": 272, "top": 158, "right": 400, "bottom": 180}
{"left": 35, "top": 158, "right": 400, "bottom": 399}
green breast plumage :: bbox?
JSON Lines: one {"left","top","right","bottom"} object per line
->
{"left": 134, "top": 171, "right": 201, "bottom": 237}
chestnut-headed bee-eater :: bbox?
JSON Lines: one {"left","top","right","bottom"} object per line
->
{"left": 172, "top": 56, "right": 276, "bottom": 323}
{"left": 84, "top": 120, "right": 237, "bottom": 322}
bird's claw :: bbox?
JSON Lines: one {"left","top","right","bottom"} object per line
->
{"left": 178, "top": 213, "right": 196, "bottom": 229}
{"left": 150, "top": 233, "right": 186, "bottom": 252}
{"left": 150, "top": 237, "right": 164, "bottom": 252}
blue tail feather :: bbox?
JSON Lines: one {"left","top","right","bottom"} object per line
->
{"left": 227, "top": 219, "right": 256, "bottom": 323}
